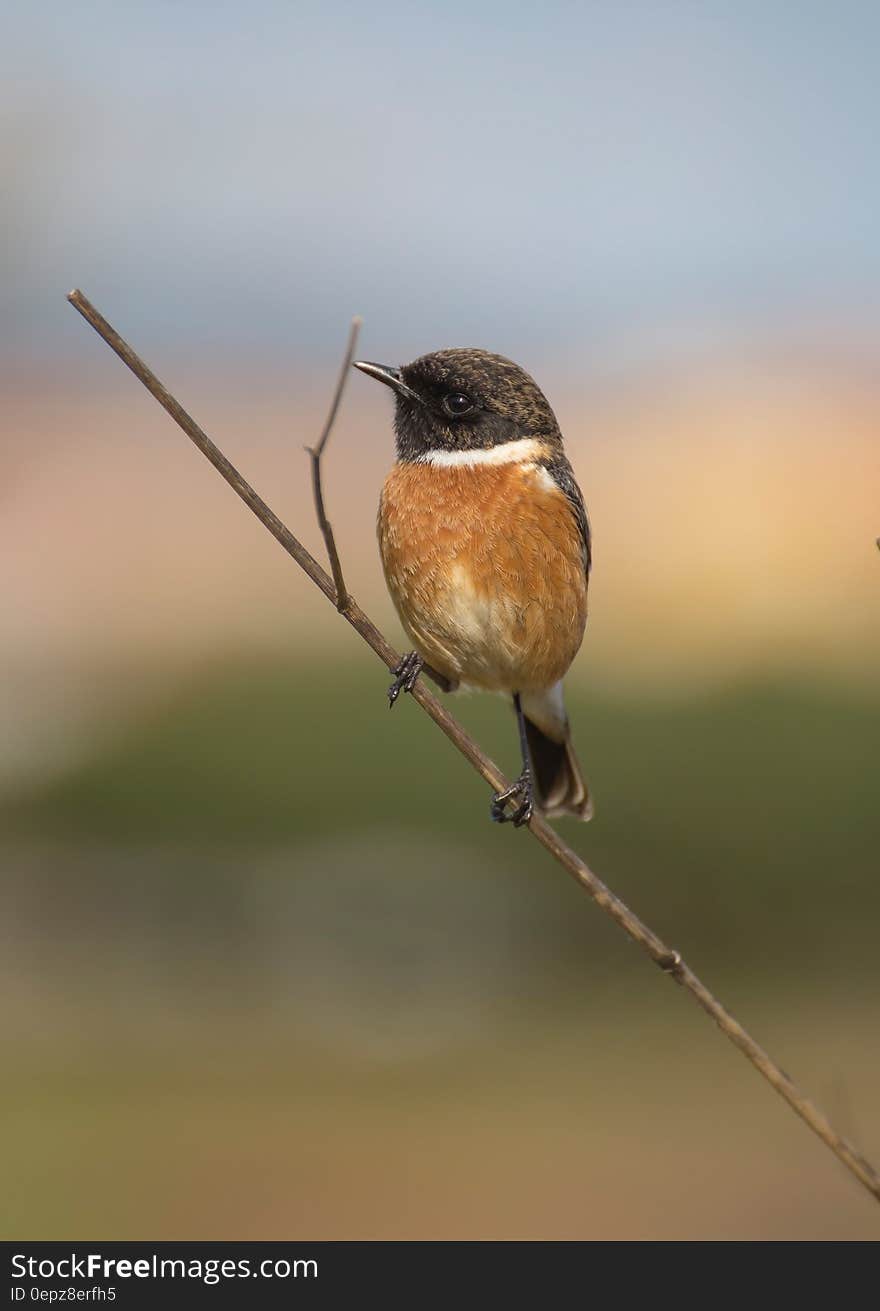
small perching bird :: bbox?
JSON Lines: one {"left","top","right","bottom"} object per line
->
{"left": 354, "top": 348, "right": 592, "bottom": 826}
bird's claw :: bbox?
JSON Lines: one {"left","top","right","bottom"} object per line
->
{"left": 490, "top": 769, "right": 533, "bottom": 827}
{"left": 388, "top": 651, "right": 424, "bottom": 707}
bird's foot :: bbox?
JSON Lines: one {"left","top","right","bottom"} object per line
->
{"left": 388, "top": 651, "right": 424, "bottom": 708}
{"left": 490, "top": 768, "right": 533, "bottom": 827}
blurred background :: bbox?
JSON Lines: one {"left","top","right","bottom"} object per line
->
{"left": 2, "top": 1, "right": 879, "bottom": 1239}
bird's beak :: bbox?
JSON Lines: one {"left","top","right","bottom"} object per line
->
{"left": 353, "top": 360, "right": 422, "bottom": 404}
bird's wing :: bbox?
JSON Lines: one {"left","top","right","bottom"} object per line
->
{"left": 544, "top": 454, "right": 591, "bottom": 576}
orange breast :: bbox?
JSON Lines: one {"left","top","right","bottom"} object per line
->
{"left": 377, "top": 460, "right": 588, "bottom": 693}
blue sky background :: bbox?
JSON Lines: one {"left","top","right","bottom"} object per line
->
{"left": 3, "top": 1, "right": 879, "bottom": 371}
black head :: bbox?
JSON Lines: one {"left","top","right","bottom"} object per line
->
{"left": 353, "top": 348, "right": 563, "bottom": 463}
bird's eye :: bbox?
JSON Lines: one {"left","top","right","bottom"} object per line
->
{"left": 442, "top": 392, "right": 474, "bottom": 417}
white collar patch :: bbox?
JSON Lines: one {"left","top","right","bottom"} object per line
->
{"left": 417, "top": 437, "right": 543, "bottom": 468}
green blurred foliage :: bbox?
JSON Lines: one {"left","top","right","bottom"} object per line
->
{"left": 3, "top": 657, "right": 879, "bottom": 1238}
{"left": 5, "top": 658, "right": 878, "bottom": 978}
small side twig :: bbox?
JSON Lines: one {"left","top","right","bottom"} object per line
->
{"left": 66, "top": 288, "right": 880, "bottom": 1209}
{"left": 305, "top": 315, "right": 362, "bottom": 611}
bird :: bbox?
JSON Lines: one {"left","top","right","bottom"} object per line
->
{"left": 353, "top": 348, "right": 592, "bottom": 826}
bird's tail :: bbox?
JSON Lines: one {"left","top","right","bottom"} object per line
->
{"left": 520, "top": 684, "right": 593, "bottom": 821}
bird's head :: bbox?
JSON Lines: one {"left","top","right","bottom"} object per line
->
{"left": 354, "top": 348, "right": 562, "bottom": 462}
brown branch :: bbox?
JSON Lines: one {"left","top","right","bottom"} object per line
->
{"left": 305, "top": 314, "right": 362, "bottom": 610}
{"left": 66, "top": 288, "right": 880, "bottom": 1207}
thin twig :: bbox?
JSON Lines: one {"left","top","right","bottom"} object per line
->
{"left": 66, "top": 288, "right": 880, "bottom": 1206}
{"left": 305, "top": 315, "right": 362, "bottom": 610}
